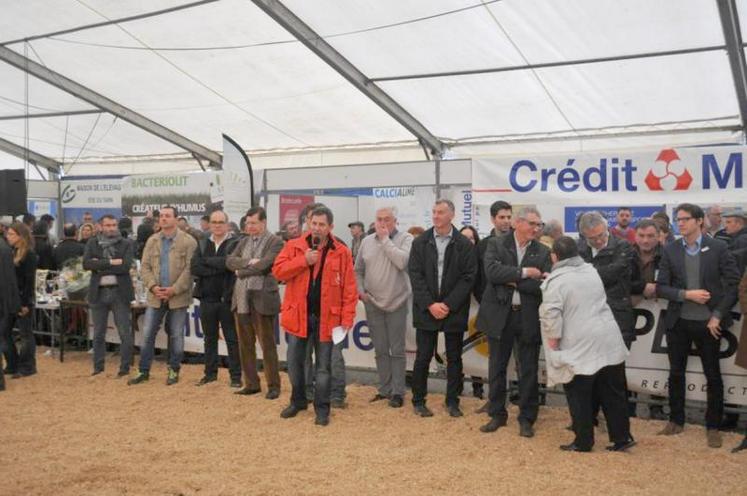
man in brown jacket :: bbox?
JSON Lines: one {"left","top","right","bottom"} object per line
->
{"left": 226, "top": 206, "right": 284, "bottom": 399}
{"left": 129, "top": 206, "right": 197, "bottom": 386}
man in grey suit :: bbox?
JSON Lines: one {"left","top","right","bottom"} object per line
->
{"left": 476, "top": 206, "right": 552, "bottom": 437}
{"left": 227, "top": 206, "right": 285, "bottom": 399}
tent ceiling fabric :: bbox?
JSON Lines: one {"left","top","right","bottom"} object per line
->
{"left": 0, "top": 0, "right": 744, "bottom": 165}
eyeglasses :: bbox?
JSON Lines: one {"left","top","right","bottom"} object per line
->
{"left": 522, "top": 220, "right": 544, "bottom": 230}
{"left": 210, "top": 221, "right": 226, "bottom": 225}
{"left": 675, "top": 217, "right": 693, "bottom": 223}
{"left": 585, "top": 231, "right": 608, "bottom": 242}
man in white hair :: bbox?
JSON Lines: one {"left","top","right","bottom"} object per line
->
{"left": 355, "top": 206, "right": 414, "bottom": 408}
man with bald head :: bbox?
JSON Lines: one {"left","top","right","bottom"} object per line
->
{"left": 355, "top": 207, "right": 414, "bottom": 408}
{"left": 191, "top": 209, "right": 242, "bottom": 388}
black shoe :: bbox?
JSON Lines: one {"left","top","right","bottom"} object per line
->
{"left": 480, "top": 417, "right": 507, "bottom": 433}
{"left": 315, "top": 414, "right": 330, "bottom": 426}
{"left": 472, "top": 383, "right": 484, "bottom": 399}
{"left": 127, "top": 372, "right": 149, "bottom": 385}
{"left": 280, "top": 404, "right": 307, "bottom": 418}
{"left": 509, "top": 392, "right": 520, "bottom": 405}
{"left": 560, "top": 443, "right": 591, "bottom": 452}
{"left": 116, "top": 370, "right": 129, "bottom": 378}
{"left": 648, "top": 405, "right": 668, "bottom": 421}
{"left": 331, "top": 398, "right": 347, "bottom": 409}
{"left": 234, "top": 387, "right": 261, "bottom": 396}
{"left": 229, "top": 379, "right": 242, "bottom": 388}
{"left": 370, "top": 393, "right": 388, "bottom": 403}
{"left": 606, "top": 437, "right": 636, "bottom": 452}
{"left": 388, "top": 395, "right": 404, "bottom": 408}
{"left": 475, "top": 402, "right": 489, "bottom": 414}
{"left": 732, "top": 437, "right": 747, "bottom": 453}
{"left": 166, "top": 368, "right": 179, "bottom": 386}
{"left": 447, "top": 405, "right": 463, "bottom": 418}
{"left": 196, "top": 375, "right": 217, "bottom": 386}
{"left": 413, "top": 404, "right": 434, "bottom": 417}
{"left": 91, "top": 370, "right": 104, "bottom": 376}
{"left": 519, "top": 422, "right": 535, "bottom": 438}
{"left": 266, "top": 389, "right": 280, "bottom": 400}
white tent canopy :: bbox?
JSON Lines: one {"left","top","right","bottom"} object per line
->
{"left": 1, "top": 0, "right": 746, "bottom": 177}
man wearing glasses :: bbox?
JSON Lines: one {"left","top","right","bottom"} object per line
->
{"left": 577, "top": 211, "right": 636, "bottom": 348}
{"left": 476, "top": 206, "right": 551, "bottom": 437}
{"left": 656, "top": 203, "right": 740, "bottom": 448}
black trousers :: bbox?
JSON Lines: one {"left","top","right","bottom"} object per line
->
{"left": 666, "top": 318, "right": 723, "bottom": 429}
{"left": 563, "top": 362, "right": 631, "bottom": 450}
{"left": 199, "top": 300, "right": 241, "bottom": 381}
{"left": 487, "top": 309, "right": 540, "bottom": 425}
{"left": 0, "top": 314, "right": 6, "bottom": 390}
{"left": 411, "top": 329, "right": 464, "bottom": 407}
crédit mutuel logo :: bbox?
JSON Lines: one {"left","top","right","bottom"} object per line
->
{"left": 506, "top": 147, "right": 742, "bottom": 193}
{"left": 644, "top": 148, "right": 693, "bottom": 191}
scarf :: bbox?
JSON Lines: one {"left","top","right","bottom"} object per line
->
{"left": 97, "top": 231, "right": 123, "bottom": 258}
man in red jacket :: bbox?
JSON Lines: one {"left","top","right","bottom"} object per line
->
{"left": 272, "top": 205, "right": 358, "bottom": 426}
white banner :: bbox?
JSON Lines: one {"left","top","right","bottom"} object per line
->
{"left": 372, "top": 186, "right": 434, "bottom": 232}
{"left": 472, "top": 145, "right": 747, "bottom": 234}
{"left": 97, "top": 293, "right": 747, "bottom": 405}
{"left": 221, "top": 135, "right": 253, "bottom": 224}
{"left": 60, "top": 177, "right": 122, "bottom": 225}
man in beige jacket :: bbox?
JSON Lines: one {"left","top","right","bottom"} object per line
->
{"left": 129, "top": 206, "right": 197, "bottom": 386}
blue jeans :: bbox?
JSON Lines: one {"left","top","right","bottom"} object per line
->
{"left": 90, "top": 287, "right": 133, "bottom": 373}
{"left": 138, "top": 304, "right": 187, "bottom": 373}
{"left": 304, "top": 338, "right": 347, "bottom": 401}
{"left": 287, "top": 316, "right": 332, "bottom": 417}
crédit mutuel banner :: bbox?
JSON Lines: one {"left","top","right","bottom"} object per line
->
{"left": 472, "top": 145, "right": 747, "bottom": 404}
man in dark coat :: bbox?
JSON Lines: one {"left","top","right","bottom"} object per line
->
{"left": 53, "top": 224, "right": 85, "bottom": 269}
{"left": 656, "top": 203, "right": 740, "bottom": 448}
{"left": 83, "top": 215, "right": 135, "bottom": 376}
{"left": 476, "top": 206, "right": 551, "bottom": 437}
{"left": 0, "top": 237, "right": 21, "bottom": 391}
{"left": 715, "top": 209, "right": 747, "bottom": 274}
{"left": 577, "top": 212, "right": 636, "bottom": 346}
{"left": 408, "top": 199, "right": 476, "bottom": 418}
{"left": 474, "top": 200, "right": 513, "bottom": 302}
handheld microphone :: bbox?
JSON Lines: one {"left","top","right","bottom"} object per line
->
{"left": 312, "top": 236, "right": 321, "bottom": 250}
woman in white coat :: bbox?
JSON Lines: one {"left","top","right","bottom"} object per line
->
{"left": 540, "top": 236, "right": 635, "bottom": 452}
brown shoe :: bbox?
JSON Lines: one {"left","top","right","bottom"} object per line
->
{"left": 657, "top": 422, "right": 684, "bottom": 436}
{"left": 707, "top": 429, "right": 722, "bottom": 448}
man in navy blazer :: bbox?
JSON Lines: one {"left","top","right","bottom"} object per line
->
{"left": 656, "top": 203, "right": 740, "bottom": 448}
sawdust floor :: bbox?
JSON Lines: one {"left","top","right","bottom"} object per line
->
{"left": 1, "top": 347, "right": 746, "bottom": 496}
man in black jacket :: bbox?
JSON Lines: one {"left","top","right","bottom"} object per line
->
{"left": 715, "top": 209, "right": 747, "bottom": 273}
{"left": 0, "top": 237, "right": 21, "bottom": 391}
{"left": 476, "top": 206, "right": 551, "bottom": 437}
{"left": 83, "top": 215, "right": 135, "bottom": 376}
{"left": 408, "top": 199, "right": 477, "bottom": 418}
{"left": 53, "top": 224, "right": 85, "bottom": 269}
{"left": 656, "top": 203, "right": 740, "bottom": 448}
{"left": 474, "top": 200, "right": 513, "bottom": 302}
{"left": 577, "top": 211, "right": 636, "bottom": 346}
{"left": 191, "top": 210, "right": 242, "bottom": 387}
